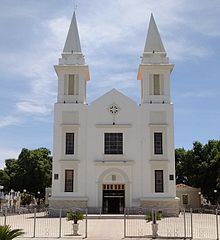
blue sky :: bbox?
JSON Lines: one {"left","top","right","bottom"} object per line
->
{"left": 0, "top": 0, "right": 220, "bottom": 168}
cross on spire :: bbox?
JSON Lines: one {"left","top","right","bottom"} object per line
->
{"left": 74, "top": 0, "right": 77, "bottom": 12}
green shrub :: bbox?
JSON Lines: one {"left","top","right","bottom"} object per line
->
{"left": 145, "top": 211, "right": 162, "bottom": 223}
{"left": 67, "top": 210, "right": 84, "bottom": 224}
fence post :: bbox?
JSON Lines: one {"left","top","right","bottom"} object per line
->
{"left": 59, "top": 208, "right": 62, "bottom": 238}
{"left": 4, "top": 208, "right": 7, "bottom": 226}
{"left": 216, "top": 209, "right": 219, "bottom": 240}
{"left": 183, "top": 209, "right": 186, "bottom": 239}
{"left": 85, "top": 208, "right": 88, "bottom": 238}
{"left": 33, "top": 207, "right": 36, "bottom": 238}
{"left": 99, "top": 207, "right": 102, "bottom": 218}
{"left": 190, "top": 208, "right": 193, "bottom": 239}
{"left": 124, "top": 208, "right": 126, "bottom": 238}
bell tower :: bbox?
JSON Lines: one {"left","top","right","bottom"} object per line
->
{"left": 54, "top": 12, "right": 90, "bottom": 104}
{"left": 137, "top": 14, "right": 173, "bottom": 104}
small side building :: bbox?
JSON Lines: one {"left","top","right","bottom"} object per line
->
{"left": 176, "top": 184, "right": 201, "bottom": 209}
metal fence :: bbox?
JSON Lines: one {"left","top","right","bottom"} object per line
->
{"left": 0, "top": 207, "right": 87, "bottom": 238}
{"left": 1, "top": 207, "right": 220, "bottom": 239}
{"left": 124, "top": 208, "right": 220, "bottom": 239}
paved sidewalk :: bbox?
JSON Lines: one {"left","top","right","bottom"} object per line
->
{"left": 21, "top": 219, "right": 126, "bottom": 239}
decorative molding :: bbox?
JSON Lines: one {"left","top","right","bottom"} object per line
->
{"left": 149, "top": 123, "right": 168, "bottom": 126}
{"left": 60, "top": 123, "right": 80, "bottom": 126}
{"left": 140, "top": 197, "right": 179, "bottom": 201}
{"left": 94, "top": 160, "right": 134, "bottom": 166}
{"left": 60, "top": 159, "right": 80, "bottom": 162}
{"left": 95, "top": 124, "right": 132, "bottom": 128}
{"left": 49, "top": 196, "right": 88, "bottom": 201}
{"left": 149, "top": 159, "right": 169, "bottom": 162}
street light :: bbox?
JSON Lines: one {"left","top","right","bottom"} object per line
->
{"left": 0, "top": 185, "right": 4, "bottom": 196}
{"left": 23, "top": 189, "right": 27, "bottom": 206}
{"left": 37, "top": 191, "right": 40, "bottom": 205}
{"left": 10, "top": 189, "right": 15, "bottom": 211}
{"left": 0, "top": 186, "right": 4, "bottom": 211}
{"left": 198, "top": 191, "right": 202, "bottom": 208}
{"left": 214, "top": 189, "right": 218, "bottom": 208}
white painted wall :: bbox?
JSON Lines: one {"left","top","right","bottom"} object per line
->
{"left": 50, "top": 14, "right": 177, "bottom": 210}
{"left": 51, "top": 87, "right": 176, "bottom": 207}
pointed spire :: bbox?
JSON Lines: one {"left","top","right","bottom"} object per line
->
{"left": 144, "top": 13, "right": 165, "bottom": 53}
{"left": 63, "top": 12, "right": 82, "bottom": 53}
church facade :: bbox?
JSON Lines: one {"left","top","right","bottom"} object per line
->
{"left": 49, "top": 12, "right": 179, "bottom": 215}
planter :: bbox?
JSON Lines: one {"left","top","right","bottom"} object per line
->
{"left": 151, "top": 223, "right": 158, "bottom": 237}
{"left": 72, "top": 223, "right": 79, "bottom": 236}
{"left": 67, "top": 210, "right": 84, "bottom": 235}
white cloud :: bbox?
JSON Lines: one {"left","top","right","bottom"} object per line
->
{"left": 177, "top": 1, "right": 220, "bottom": 37}
{"left": 46, "top": 16, "right": 69, "bottom": 49}
{"left": 78, "top": 0, "right": 218, "bottom": 62}
{"left": 16, "top": 101, "right": 52, "bottom": 114}
{"left": 0, "top": 0, "right": 219, "bottom": 124}
{"left": 0, "top": 115, "right": 21, "bottom": 128}
{"left": 166, "top": 38, "right": 211, "bottom": 61}
{"left": 0, "top": 147, "right": 20, "bottom": 169}
{"left": 180, "top": 90, "right": 220, "bottom": 98}
{"left": 0, "top": 18, "right": 63, "bottom": 116}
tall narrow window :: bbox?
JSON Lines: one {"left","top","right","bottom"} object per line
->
{"left": 66, "top": 133, "right": 74, "bottom": 154}
{"left": 104, "top": 133, "right": 123, "bottom": 154}
{"left": 153, "top": 74, "right": 160, "bottom": 95}
{"left": 65, "top": 170, "right": 74, "bottom": 192}
{"left": 67, "top": 74, "right": 79, "bottom": 95}
{"left": 154, "top": 132, "right": 163, "bottom": 154}
{"left": 155, "top": 170, "right": 164, "bottom": 192}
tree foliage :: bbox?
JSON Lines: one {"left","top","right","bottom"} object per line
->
{"left": 175, "top": 140, "right": 220, "bottom": 202}
{"left": 0, "top": 148, "right": 52, "bottom": 197}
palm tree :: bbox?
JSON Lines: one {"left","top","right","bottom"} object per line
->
{"left": 0, "top": 225, "right": 24, "bottom": 239}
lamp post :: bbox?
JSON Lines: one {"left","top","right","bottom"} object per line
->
{"left": 0, "top": 185, "right": 4, "bottom": 211}
{"left": 37, "top": 191, "right": 40, "bottom": 205}
{"left": 10, "top": 189, "right": 15, "bottom": 212}
{"left": 214, "top": 189, "right": 218, "bottom": 208}
{"left": 198, "top": 191, "right": 201, "bottom": 208}
{"left": 23, "top": 189, "right": 27, "bottom": 206}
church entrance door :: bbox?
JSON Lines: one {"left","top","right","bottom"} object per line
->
{"left": 102, "top": 184, "right": 125, "bottom": 214}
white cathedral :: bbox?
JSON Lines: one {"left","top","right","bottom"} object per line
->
{"left": 49, "top": 11, "right": 179, "bottom": 215}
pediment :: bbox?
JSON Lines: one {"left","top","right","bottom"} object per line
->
{"left": 90, "top": 88, "right": 137, "bottom": 108}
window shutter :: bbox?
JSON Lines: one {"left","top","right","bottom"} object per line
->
{"left": 155, "top": 170, "right": 164, "bottom": 192}
{"left": 75, "top": 74, "right": 79, "bottom": 95}
{"left": 66, "top": 132, "right": 74, "bottom": 154}
{"left": 68, "top": 75, "right": 75, "bottom": 95}
{"left": 65, "top": 170, "right": 74, "bottom": 192}
{"left": 160, "top": 74, "right": 164, "bottom": 95}
{"left": 149, "top": 74, "right": 153, "bottom": 95}
{"left": 153, "top": 74, "right": 160, "bottom": 95}
{"left": 154, "top": 132, "right": 163, "bottom": 154}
